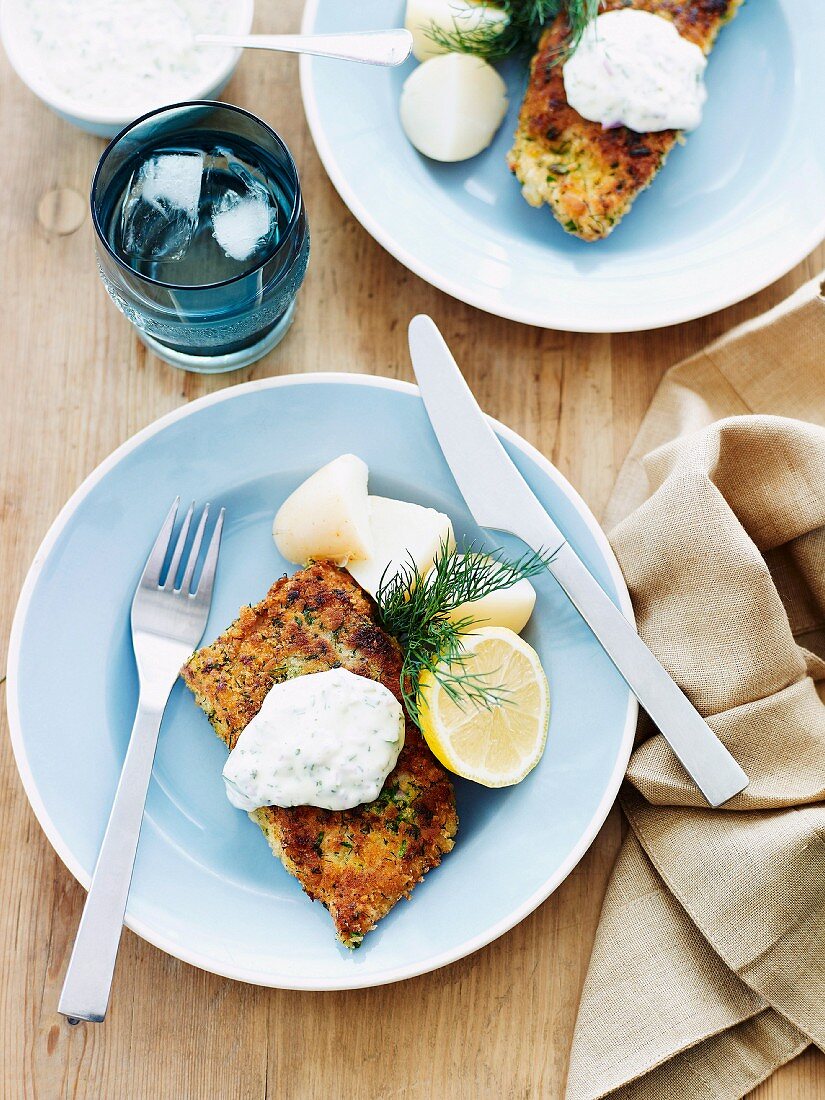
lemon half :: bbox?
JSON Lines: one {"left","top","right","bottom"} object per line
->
{"left": 418, "top": 627, "right": 550, "bottom": 787}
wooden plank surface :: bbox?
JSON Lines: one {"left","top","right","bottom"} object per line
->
{"left": 1, "top": 4, "right": 823, "bottom": 1097}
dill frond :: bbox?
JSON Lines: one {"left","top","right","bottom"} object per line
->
{"left": 376, "top": 541, "right": 554, "bottom": 727}
{"left": 426, "top": 0, "right": 599, "bottom": 63}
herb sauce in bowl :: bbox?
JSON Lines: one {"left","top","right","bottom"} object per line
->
{"left": 2, "top": 0, "right": 253, "bottom": 135}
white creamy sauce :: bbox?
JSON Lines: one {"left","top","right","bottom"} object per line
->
{"left": 14, "top": 0, "right": 236, "bottom": 115}
{"left": 563, "top": 9, "right": 707, "bottom": 133}
{"left": 223, "top": 668, "right": 405, "bottom": 813}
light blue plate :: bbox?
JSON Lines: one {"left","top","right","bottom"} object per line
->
{"left": 7, "top": 377, "right": 635, "bottom": 989}
{"left": 300, "top": 0, "right": 825, "bottom": 331}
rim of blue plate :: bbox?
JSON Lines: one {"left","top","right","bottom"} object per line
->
{"left": 6, "top": 374, "right": 638, "bottom": 989}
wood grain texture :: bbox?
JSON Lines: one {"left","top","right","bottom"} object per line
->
{"left": 1, "top": 4, "right": 823, "bottom": 1097}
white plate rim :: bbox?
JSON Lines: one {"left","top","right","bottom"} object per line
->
{"left": 298, "top": 0, "right": 825, "bottom": 332}
{"left": 6, "top": 372, "right": 637, "bottom": 990}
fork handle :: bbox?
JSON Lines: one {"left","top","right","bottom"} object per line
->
{"left": 58, "top": 700, "right": 165, "bottom": 1023}
{"left": 196, "top": 30, "right": 413, "bottom": 66}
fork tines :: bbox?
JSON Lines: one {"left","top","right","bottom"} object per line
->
{"left": 140, "top": 497, "right": 225, "bottom": 602}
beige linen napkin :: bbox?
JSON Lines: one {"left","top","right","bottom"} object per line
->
{"left": 565, "top": 274, "right": 825, "bottom": 1100}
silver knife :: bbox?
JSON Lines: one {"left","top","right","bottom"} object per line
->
{"left": 408, "top": 315, "right": 748, "bottom": 808}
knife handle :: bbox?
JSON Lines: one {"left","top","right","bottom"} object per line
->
{"left": 549, "top": 543, "right": 748, "bottom": 807}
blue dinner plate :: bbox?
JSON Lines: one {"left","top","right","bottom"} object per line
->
{"left": 300, "top": 0, "right": 825, "bottom": 331}
{"left": 8, "top": 377, "right": 635, "bottom": 989}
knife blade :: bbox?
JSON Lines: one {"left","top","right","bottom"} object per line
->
{"left": 408, "top": 315, "right": 748, "bottom": 808}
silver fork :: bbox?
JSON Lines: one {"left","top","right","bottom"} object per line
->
{"left": 195, "top": 28, "right": 413, "bottom": 67}
{"left": 58, "top": 498, "right": 225, "bottom": 1024}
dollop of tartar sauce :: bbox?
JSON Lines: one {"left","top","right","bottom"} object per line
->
{"left": 563, "top": 10, "right": 708, "bottom": 133}
{"left": 14, "top": 0, "right": 236, "bottom": 116}
{"left": 223, "top": 669, "right": 405, "bottom": 813}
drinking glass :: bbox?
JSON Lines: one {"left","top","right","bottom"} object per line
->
{"left": 91, "top": 101, "right": 310, "bottom": 373}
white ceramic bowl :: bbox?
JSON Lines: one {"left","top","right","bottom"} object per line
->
{"left": 0, "top": 0, "right": 255, "bottom": 137}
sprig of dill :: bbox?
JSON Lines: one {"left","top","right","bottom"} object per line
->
{"left": 426, "top": 0, "right": 599, "bottom": 63}
{"left": 375, "top": 541, "right": 553, "bottom": 727}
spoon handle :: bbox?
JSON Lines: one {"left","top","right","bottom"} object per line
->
{"left": 196, "top": 29, "right": 413, "bottom": 67}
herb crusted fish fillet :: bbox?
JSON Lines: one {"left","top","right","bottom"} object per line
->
{"left": 507, "top": 0, "right": 743, "bottom": 240}
{"left": 181, "top": 560, "right": 458, "bottom": 947}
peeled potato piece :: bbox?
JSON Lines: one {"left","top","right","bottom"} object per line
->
{"left": 273, "top": 454, "right": 372, "bottom": 564}
{"left": 347, "top": 496, "right": 455, "bottom": 598}
{"left": 400, "top": 53, "right": 509, "bottom": 163}
{"left": 404, "top": 0, "right": 508, "bottom": 63}
{"left": 443, "top": 555, "right": 536, "bottom": 633}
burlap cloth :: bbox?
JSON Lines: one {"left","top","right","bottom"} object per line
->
{"left": 565, "top": 274, "right": 825, "bottom": 1100}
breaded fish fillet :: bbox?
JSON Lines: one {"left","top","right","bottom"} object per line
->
{"left": 181, "top": 560, "right": 458, "bottom": 947}
{"left": 507, "top": 0, "right": 743, "bottom": 240}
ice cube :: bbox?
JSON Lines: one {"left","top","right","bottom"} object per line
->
{"left": 120, "top": 152, "right": 204, "bottom": 262}
{"left": 211, "top": 192, "right": 275, "bottom": 263}
{"left": 207, "top": 146, "right": 276, "bottom": 263}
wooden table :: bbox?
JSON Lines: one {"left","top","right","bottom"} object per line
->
{"left": 1, "top": 5, "right": 823, "bottom": 1097}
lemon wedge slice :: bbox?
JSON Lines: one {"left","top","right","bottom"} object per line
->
{"left": 418, "top": 627, "right": 550, "bottom": 787}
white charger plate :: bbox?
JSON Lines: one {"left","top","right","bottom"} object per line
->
{"left": 300, "top": 0, "right": 825, "bottom": 331}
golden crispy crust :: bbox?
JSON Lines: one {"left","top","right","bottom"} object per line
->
{"left": 181, "top": 560, "right": 458, "bottom": 947}
{"left": 507, "top": 0, "right": 743, "bottom": 240}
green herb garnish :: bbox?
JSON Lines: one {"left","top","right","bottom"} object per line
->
{"left": 375, "top": 541, "right": 553, "bottom": 727}
{"left": 425, "top": 0, "right": 599, "bottom": 62}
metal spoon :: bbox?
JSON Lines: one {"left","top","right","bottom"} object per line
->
{"left": 195, "top": 28, "right": 413, "bottom": 67}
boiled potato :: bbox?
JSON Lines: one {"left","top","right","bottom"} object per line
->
{"left": 400, "top": 53, "right": 508, "bottom": 162}
{"left": 273, "top": 454, "right": 372, "bottom": 564}
{"left": 347, "top": 496, "right": 455, "bottom": 597}
{"left": 404, "top": 0, "right": 508, "bottom": 63}
{"left": 445, "top": 555, "right": 536, "bottom": 633}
